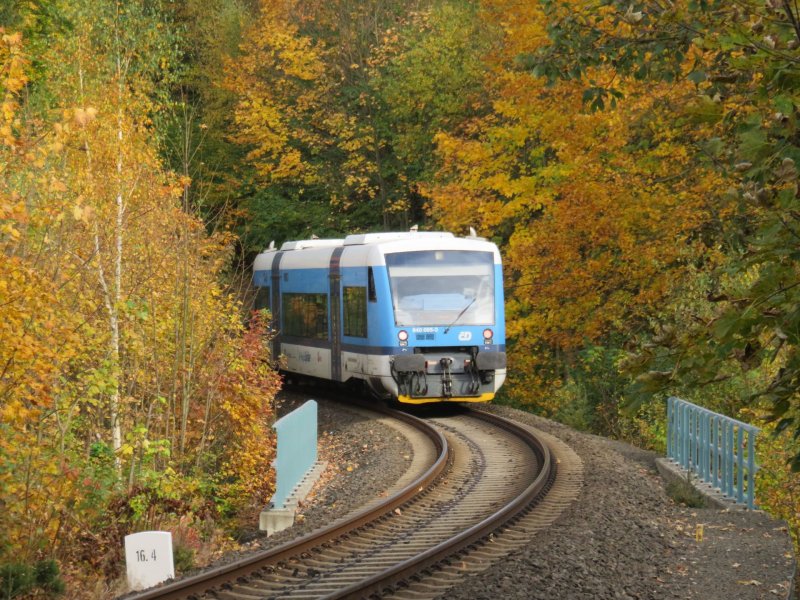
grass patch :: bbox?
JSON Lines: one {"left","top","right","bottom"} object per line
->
{"left": 0, "top": 560, "right": 65, "bottom": 599}
{"left": 666, "top": 475, "right": 707, "bottom": 508}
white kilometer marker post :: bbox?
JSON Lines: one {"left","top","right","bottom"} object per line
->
{"left": 124, "top": 531, "right": 175, "bottom": 591}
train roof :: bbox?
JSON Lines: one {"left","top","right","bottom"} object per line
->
{"left": 280, "top": 239, "right": 345, "bottom": 251}
{"left": 274, "top": 231, "right": 458, "bottom": 252}
{"left": 342, "top": 232, "right": 454, "bottom": 246}
{"left": 253, "top": 231, "right": 496, "bottom": 272}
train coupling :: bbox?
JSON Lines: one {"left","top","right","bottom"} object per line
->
{"left": 391, "top": 350, "right": 506, "bottom": 399}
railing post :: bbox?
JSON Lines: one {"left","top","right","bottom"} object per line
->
{"left": 701, "top": 411, "right": 708, "bottom": 481}
{"left": 692, "top": 409, "right": 699, "bottom": 470}
{"left": 667, "top": 397, "right": 674, "bottom": 460}
{"left": 682, "top": 401, "right": 690, "bottom": 470}
{"left": 710, "top": 414, "right": 716, "bottom": 487}
{"left": 714, "top": 418, "right": 725, "bottom": 490}
{"left": 747, "top": 429, "right": 757, "bottom": 510}
{"left": 736, "top": 426, "right": 745, "bottom": 505}
{"left": 726, "top": 420, "right": 734, "bottom": 498}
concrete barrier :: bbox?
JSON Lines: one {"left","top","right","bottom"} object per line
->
{"left": 260, "top": 400, "right": 326, "bottom": 534}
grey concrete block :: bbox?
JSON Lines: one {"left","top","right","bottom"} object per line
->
{"left": 655, "top": 457, "right": 749, "bottom": 511}
{"left": 259, "top": 460, "right": 328, "bottom": 535}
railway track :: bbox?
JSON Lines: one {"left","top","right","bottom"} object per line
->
{"left": 124, "top": 402, "right": 582, "bottom": 600}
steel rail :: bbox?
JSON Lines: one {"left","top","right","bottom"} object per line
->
{"left": 323, "top": 408, "right": 554, "bottom": 599}
{"left": 123, "top": 405, "right": 448, "bottom": 600}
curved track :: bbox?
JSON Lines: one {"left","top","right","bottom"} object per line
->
{"left": 123, "top": 402, "right": 581, "bottom": 600}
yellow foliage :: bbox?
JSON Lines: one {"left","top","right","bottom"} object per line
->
{"left": 0, "top": 14, "right": 281, "bottom": 572}
{"left": 0, "top": 28, "right": 28, "bottom": 146}
{"left": 223, "top": 1, "right": 332, "bottom": 186}
{"left": 427, "top": 0, "right": 728, "bottom": 408}
{"left": 754, "top": 421, "right": 800, "bottom": 551}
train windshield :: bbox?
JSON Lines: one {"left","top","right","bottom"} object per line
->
{"left": 385, "top": 250, "right": 495, "bottom": 327}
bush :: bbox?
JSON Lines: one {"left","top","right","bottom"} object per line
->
{"left": 0, "top": 560, "right": 65, "bottom": 599}
{"left": 172, "top": 545, "right": 195, "bottom": 573}
{"left": 0, "top": 563, "right": 33, "bottom": 599}
{"left": 666, "top": 474, "right": 707, "bottom": 508}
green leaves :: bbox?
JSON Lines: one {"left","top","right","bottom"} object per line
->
{"left": 737, "top": 126, "right": 771, "bottom": 166}
{"left": 528, "top": 0, "right": 800, "bottom": 472}
{"left": 581, "top": 86, "right": 624, "bottom": 111}
{"left": 525, "top": 0, "right": 695, "bottom": 106}
{"left": 687, "top": 70, "right": 707, "bottom": 85}
{"left": 684, "top": 95, "right": 723, "bottom": 125}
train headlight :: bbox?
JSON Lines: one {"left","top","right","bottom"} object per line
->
{"left": 398, "top": 330, "right": 409, "bottom": 346}
{"left": 483, "top": 328, "right": 493, "bottom": 342}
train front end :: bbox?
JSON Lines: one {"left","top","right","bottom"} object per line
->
{"left": 370, "top": 235, "right": 506, "bottom": 404}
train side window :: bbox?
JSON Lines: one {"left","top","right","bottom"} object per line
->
{"left": 368, "top": 267, "right": 377, "bottom": 302}
{"left": 343, "top": 286, "right": 367, "bottom": 338}
{"left": 254, "top": 286, "right": 271, "bottom": 311}
{"left": 282, "top": 293, "right": 329, "bottom": 339}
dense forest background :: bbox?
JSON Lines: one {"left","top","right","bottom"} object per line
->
{"left": 1, "top": 0, "right": 799, "bottom": 596}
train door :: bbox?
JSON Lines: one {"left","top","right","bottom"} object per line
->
{"left": 328, "top": 247, "right": 345, "bottom": 382}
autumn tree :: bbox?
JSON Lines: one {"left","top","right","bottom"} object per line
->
{"left": 222, "top": 0, "right": 494, "bottom": 248}
{"left": 0, "top": 1, "right": 279, "bottom": 585}
{"left": 518, "top": 0, "right": 800, "bottom": 465}
{"left": 425, "top": 1, "right": 721, "bottom": 431}
{"left": 370, "top": 2, "right": 494, "bottom": 213}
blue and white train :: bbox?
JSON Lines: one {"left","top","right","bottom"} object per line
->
{"left": 252, "top": 231, "right": 506, "bottom": 404}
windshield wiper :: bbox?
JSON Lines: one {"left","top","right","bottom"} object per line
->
{"left": 443, "top": 296, "right": 477, "bottom": 334}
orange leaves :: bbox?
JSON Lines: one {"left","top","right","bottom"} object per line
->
{"left": 71, "top": 201, "right": 93, "bottom": 223}
{"left": 212, "top": 312, "right": 280, "bottom": 505}
{"left": 0, "top": 192, "right": 26, "bottom": 241}
{"left": 428, "top": 0, "right": 719, "bottom": 401}
{"left": 1, "top": 31, "right": 22, "bottom": 47}
{"left": 0, "top": 5, "right": 292, "bottom": 587}
{"left": 0, "top": 9, "right": 286, "bottom": 573}
{"left": 0, "top": 28, "right": 28, "bottom": 147}
{"left": 0, "top": 256, "right": 64, "bottom": 407}
{"left": 0, "top": 399, "right": 38, "bottom": 427}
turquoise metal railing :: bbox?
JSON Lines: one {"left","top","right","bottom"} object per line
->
{"left": 666, "top": 397, "right": 759, "bottom": 509}
{"left": 271, "top": 400, "right": 318, "bottom": 509}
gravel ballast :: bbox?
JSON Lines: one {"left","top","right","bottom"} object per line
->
{"left": 239, "top": 395, "right": 797, "bottom": 599}
{"left": 240, "top": 392, "right": 414, "bottom": 550}
{"left": 448, "top": 404, "right": 796, "bottom": 600}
